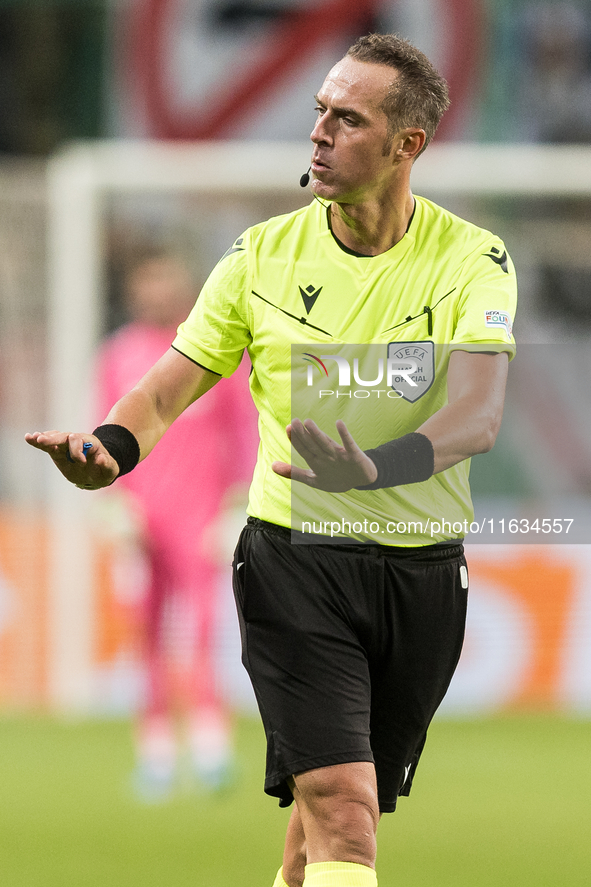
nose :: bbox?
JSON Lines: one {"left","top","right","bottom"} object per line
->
{"left": 311, "top": 111, "right": 331, "bottom": 145}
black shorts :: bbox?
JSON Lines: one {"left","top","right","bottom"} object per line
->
{"left": 232, "top": 517, "right": 468, "bottom": 813}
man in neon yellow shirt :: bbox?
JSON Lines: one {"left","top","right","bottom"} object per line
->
{"left": 27, "top": 34, "right": 516, "bottom": 887}
{"left": 173, "top": 190, "right": 515, "bottom": 546}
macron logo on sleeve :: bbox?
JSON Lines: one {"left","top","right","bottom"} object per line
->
{"left": 221, "top": 237, "right": 245, "bottom": 260}
{"left": 484, "top": 246, "right": 508, "bottom": 272}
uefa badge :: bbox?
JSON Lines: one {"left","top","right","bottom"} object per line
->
{"left": 386, "top": 341, "right": 435, "bottom": 402}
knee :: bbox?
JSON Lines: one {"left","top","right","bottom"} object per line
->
{"left": 295, "top": 762, "right": 378, "bottom": 816}
{"left": 326, "top": 793, "right": 378, "bottom": 861}
{"left": 292, "top": 763, "right": 379, "bottom": 864}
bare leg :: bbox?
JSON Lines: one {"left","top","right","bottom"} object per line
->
{"left": 290, "top": 762, "right": 379, "bottom": 870}
{"left": 282, "top": 806, "right": 307, "bottom": 887}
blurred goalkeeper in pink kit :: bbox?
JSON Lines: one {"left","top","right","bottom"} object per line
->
{"left": 96, "top": 249, "right": 258, "bottom": 797}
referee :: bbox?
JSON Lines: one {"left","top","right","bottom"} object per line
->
{"left": 27, "top": 34, "right": 516, "bottom": 887}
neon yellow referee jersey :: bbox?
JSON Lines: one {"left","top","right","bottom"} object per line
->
{"left": 173, "top": 196, "right": 517, "bottom": 545}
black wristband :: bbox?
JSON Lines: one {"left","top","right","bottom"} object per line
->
{"left": 356, "top": 432, "right": 434, "bottom": 490}
{"left": 93, "top": 424, "right": 140, "bottom": 478}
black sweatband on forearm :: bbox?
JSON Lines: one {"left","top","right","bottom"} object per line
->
{"left": 93, "top": 424, "right": 141, "bottom": 478}
{"left": 356, "top": 432, "right": 434, "bottom": 490}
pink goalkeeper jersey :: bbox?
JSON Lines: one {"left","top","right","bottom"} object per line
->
{"left": 95, "top": 323, "right": 258, "bottom": 575}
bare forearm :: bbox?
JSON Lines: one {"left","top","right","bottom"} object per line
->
{"left": 417, "top": 395, "right": 503, "bottom": 474}
{"left": 104, "top": 386, "right": 170, "bottom": 462}
{"left": 418, "top": 351, "right": 508, "bottom": 474}
{"left": 103, "top": 349, "right": 220, "bottom": 462}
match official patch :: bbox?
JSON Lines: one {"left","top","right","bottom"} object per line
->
{"left": 386, "top": 341, "right": 435, "bottom": 403}
{"left": 484, "top": 310, "right": 513, "bottom": 339}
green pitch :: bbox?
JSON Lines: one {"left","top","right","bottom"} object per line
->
{"left": 0, "top": 713, "right": 590, "bottom": 886}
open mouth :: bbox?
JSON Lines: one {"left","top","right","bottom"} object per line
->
{"left": 312, "top": 157, "right": 330, "bottom": 173}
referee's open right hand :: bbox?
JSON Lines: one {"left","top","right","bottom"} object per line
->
{"left": 25, "top": 430, "right": 120, "bottom": 490}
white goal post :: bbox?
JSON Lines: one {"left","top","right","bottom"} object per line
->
{"left": 45, "top": 140, "right": 591, "bottom": 712}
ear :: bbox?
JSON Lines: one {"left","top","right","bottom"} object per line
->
{"left": 394, "top": 128, "right": 426, "bottom": 162}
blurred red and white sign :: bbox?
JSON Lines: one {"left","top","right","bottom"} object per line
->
{"left": 114, "top": 0, "right": 483, "bottom": 140}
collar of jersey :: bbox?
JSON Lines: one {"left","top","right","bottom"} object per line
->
{"left": 323, "top": 198, "right": 418, "bottom": 260}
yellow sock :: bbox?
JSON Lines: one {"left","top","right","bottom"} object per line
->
{"left": 273, "top": 867, "right": 290, "bottom": 887}
{"left": 303, "top": 861, "right": 377, "bottom": 887}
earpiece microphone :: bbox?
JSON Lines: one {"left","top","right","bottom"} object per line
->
{"left": 299, "top": 167, "right": 311, "bottom": 188}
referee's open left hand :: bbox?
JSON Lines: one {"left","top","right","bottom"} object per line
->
{"left": 25, "top": 430, "right": 120, "bottom": 490}
{"left": 272, "top": 418, "right": 378, "bottom": 492}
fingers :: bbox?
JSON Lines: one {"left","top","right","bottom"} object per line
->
{"left": 25, "top": 430, "right": 119, "bottom": 489}
{"left": 66, "top": 437, "right": 95, "bottom": 464}
{"left": 334, "top": 420, "right": 363, "bottom": 456}
{"left": 301, "top": 418, "right": 363, "bottom": 462}
{"left": 301, "top": 418, "right": 338, "bottom": 452}
{"left": 290, "top": 418, "right": 340, "bottom": 463}
{"left": 26, "top": 431, "right": 92, "bottom": 459}
{"left": 25, "top": 430, "right": 68, "bottom": 451}
{"left": 272, "top": 460, "right": 292, "bottom": 479}
{"left": 277, "top": 418, "right": 351, "bottom": 490}
{"left": 272, "top": 460, "right": 317, "bottom": 486}
{"left": 277, "top": 419, "right": 375, "bottom": 491}
{"left": 29, "top": 434, "right": 90, "bottom": 469}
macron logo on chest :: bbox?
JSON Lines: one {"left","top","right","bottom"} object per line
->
{"left": 299, "top": 284, "right": 323, "bottom": 314}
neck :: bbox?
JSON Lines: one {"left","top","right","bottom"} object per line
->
{"left": 328, "top": 188, "right": 416, "bottom": 256}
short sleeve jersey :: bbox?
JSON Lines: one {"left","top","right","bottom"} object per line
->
{"left": 173, "top": 195, "right": 517, "bottom": 545}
